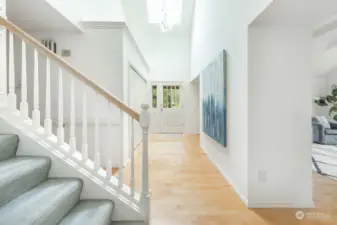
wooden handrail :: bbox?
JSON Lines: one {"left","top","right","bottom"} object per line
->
{"left": 0, "top": 17, "right": 140, "bottom": 121}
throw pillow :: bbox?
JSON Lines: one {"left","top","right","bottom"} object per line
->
{"left": 319, "top": 116, "right": 331, "bottom": 129}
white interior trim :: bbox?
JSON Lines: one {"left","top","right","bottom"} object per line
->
{"left": 81, "top": 21, "right": 150, "bottom": 73}
{"left": 129, "top": 63, "right": 148, "bottom": 83}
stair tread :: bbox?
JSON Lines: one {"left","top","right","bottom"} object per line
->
{"left": 0, "top": 178, "right": 83, "bottom": 225}
{"left": 58, "top": 200, "right": 114, "bottom": 225}
{"left": 0, "top": 156, "right": 51, "bottom": 207}
{"left": 0, "top": 134, "right": 19, "bottom": 161}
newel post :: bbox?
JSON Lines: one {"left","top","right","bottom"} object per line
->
{"left": 140, "top": 103, "right": 150, "bottom": 223}
{"left": 0, "top": 0, "right": 7, "bottom": 107}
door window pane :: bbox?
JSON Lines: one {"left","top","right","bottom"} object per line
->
{"left": 163, "top": 86, "right": 168, "bottom": 108}
{"left": 152, "top": 85, "right": 157, "bottom": 108}
{"left": 162, "top": 85, "right": 181, "bottom": 109}
{"left": 168, "top": 86, "right": 172, "bottom": 108}
{"left": 175, "top": 86, "right": 180, "bottom": 107}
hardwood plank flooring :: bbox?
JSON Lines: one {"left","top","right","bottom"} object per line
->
{"left": 123, "top": 134, "right": 337, "bottom": 225}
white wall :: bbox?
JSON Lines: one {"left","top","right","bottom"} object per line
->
{"left": 45, "top": 0, "right": 125, "bottom": 25}
{"left": 81, "top": 0, "right": 125, "bottom": 22}
{"left": 182, "top": 80, "right": 200, "bottom": 134}
{"left": 45, "top": 0, "right": 82, "bottom": 25}
{"left": 245, "top": 0, "right": 274, "bottom": 25}
{"left": 248, "top": 26, "right": 313, "bottom": 207}
{"left": 126, "top": 30, "right": 190, "bottom": 82}
{"left": 143, "top": 37, "right": 190, "bottom": 82}
{"left": 191, "top": 0, "right": 272, "bottom": 203}
{"left": 312, "top": 27, "right": 337, "bottom": 77}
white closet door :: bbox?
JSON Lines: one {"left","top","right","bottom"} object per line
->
{"left": 129, "top": 67, "right": 147, "bottom": 149}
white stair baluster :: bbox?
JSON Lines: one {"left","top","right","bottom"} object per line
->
{"left": 118, "top": 110, "right": 124, "bottom": 189}
{"left": 106, "top": 102, "right": 113, "bottom": 180}
{"left": 118, "top": 165, "right": 124, "bottom": 189}
{"left": 140, "top": 104, "right": 150, "bottom": 224}
{"left": 57, "top": 67, "right": 64, "bottom": 146}
{"left": 81, "top": 85, "right": 88, "bottom": 162}
{"left": 94, "top": 93, "right": 100, "bottom": 171}
{"left": 0, "top": 25, "right": 6, "bottom": 105}
{"left": 44, "top": 58, "right": 52, "bottom": 135}
{"left": 32, "top": 49, "right": 40, "bottom": 128}
{"left": 20, "top": 41, "right": 28, "bottom": 119}
{"left": 106, "top": 160, "right": 112, "bottom": 181}
{"left": 130, "top": 119, "right": 135, "bottom": 197}
{"left": 8, "top": 32, "right": 16, "bottom": 110}
{"left": 69, "top": 77, "right": 76, "bottom": 154}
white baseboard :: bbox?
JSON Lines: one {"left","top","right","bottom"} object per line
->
{"left": 201, "top": 142, "right": 316, "bottom": 209}
{"left": 200, "top": 144, "right": 248, "bottom": 206}
{"left": 248, "top": 201, "right": 315, "bottom": 208}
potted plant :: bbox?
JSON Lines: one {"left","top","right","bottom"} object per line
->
{"left": 314, "top": 85, "right": 337, "bottom": 120}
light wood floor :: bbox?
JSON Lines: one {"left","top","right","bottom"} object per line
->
{"left": 123, "top": 134, "right": 337, "bottom": 225}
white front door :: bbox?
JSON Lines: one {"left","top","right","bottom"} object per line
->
{"left": 150, "top": 84, "right": 183, "bottom": 134}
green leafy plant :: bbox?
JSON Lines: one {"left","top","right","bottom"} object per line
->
{"left": 314, "top": 85, "right": 337, "bottom": 120}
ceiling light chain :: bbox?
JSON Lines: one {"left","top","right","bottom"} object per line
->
{"left": 147, "top": 0, "right": 182, "bottom": 32}
{"left": 161, "top": 0, "right": 171, "bottom": 32}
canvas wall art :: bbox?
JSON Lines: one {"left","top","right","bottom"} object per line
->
{"left": 202, "top": 50, "right": 227, "bottom": 147}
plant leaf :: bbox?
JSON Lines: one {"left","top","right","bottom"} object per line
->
{"left": 326, "top": 95, "right": 337, "bottom": 103}
{"left": 333, "top": 114, "right": 337, "bottom": 122}
{"left": 314, "top": 98, "right": 328, "bottom": 106}
{"left": 329, "top": 107, "right": 337, "bottom": 117}
{"left": 332, "top": 88, "right": 337, "bottom": 96}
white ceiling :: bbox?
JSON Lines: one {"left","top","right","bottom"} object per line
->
{"left": 253, "top": 0, "right": 337, "bottom": 28}
{"left": 122, "top": 0, "right": 195, "bottom": 37}
{"left": 7, "top": 0, "right": 82, "bottom": 32}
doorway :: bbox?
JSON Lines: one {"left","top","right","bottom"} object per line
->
{"left": 150, "top": 83, "right": 183, "bottom": 134}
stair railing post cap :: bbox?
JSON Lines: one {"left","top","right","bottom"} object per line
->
{"left": 140, "top": 104, "right": 150, "bottom": 128}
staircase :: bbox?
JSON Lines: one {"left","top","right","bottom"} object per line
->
{"left": 0, "top": 17, "right": 150, "bottom": 224}
{"left": 0, "top": 134, "right": 113, "bottom": 225}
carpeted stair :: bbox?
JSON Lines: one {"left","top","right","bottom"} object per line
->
{"left": 0, "top": 134, "right": 114, "bottom": 225}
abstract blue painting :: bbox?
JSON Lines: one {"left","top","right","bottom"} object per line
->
{"left": 202, "top": 50, "right": 227, "bottom": 147}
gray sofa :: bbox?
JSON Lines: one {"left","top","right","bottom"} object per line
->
{"left": 312, "top": 116, "right": 337, "bottom": 145}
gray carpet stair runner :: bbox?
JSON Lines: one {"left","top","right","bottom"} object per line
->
{"left": 0, "top": 134, "right": 114, "bottom": 225}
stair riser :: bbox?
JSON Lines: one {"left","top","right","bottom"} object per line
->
{"left": 0, "top": 135, "right": 19, "bottom": 161}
